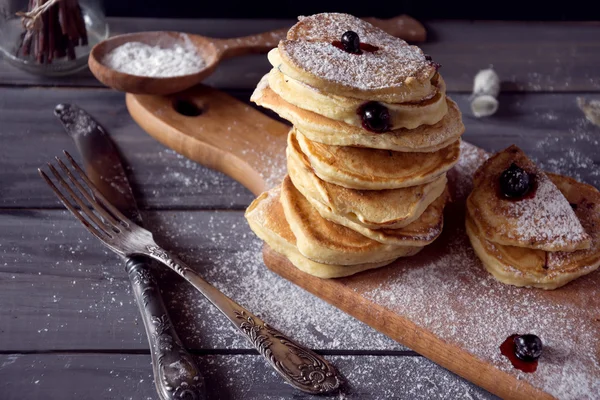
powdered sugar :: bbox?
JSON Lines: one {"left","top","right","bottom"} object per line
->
{"left": 449, "top": 141, "right": 489, "bottom": 201}
{"left": 363, "top": 229, "right": 600, "bottom": 399}
{"left": 282, "top": 41, "right": 427, "bottom": 91}
{"left": 508, "top": 172, "right": 588, "bottom": 247}
{"left": 470, "top": 145, "right": 589, "bottom": 250}
{"left": 281, "top": 13, "right": 432, "bottom": 91}
{"left": 358, "top": 142, "right": 600, "bottom": 399}
{"left": 149, "top": 211, "right": 403, "bottom": 351}
{"left": 535, "top": 119, "right": 600, "bottom": 189}
{"left": 103, "top": 35, "right": 205, "bottom": 77}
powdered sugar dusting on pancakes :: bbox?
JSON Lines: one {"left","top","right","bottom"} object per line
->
{"left": 508, "top": 172, "right": 589, "bottom": 247}
{"left": 361, "top": 142, "right": 600, "bottom": 399}
{"left": 470, "top": 146, "right": 589, "bottom": 250}
{"left": 281, "top": 13, "right": 433, "bottom": 91}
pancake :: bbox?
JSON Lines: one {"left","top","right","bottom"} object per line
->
{"left": 293, "top": 129, "right": 459, "bottom": 190}
{"left": 268, "top": 68, "right": 448, "bottom": 130}
{"left": 467, "top": 145, "right": 591, "bottom": 252}
{"left": 251, "top": 77, "right": 465, "bottom": 152}
{"left": 309, "top": 186, "right": 448, "bottom": 245}
{"left": 280, "top": 176, "right": 422, "bottom": 265}
{"left": 466, "top": 173, "right": 600, "bottom": 290}
{"left": 274, "top": 13, "right": 437, "bottom": 103}
{"left": 287, "top": 131, "right": 448, "bottom": 229}
{"left": 245, "top": 187, "right": 399, "bottom": 278}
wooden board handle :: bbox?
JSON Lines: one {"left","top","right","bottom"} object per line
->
{"left": 126, "top": 86, "right": 289, "bottom": 196}
{"left": 365, "top": 15, "right": 427, "bottom": 42}
{"left": 213, "top": 14, "right": 426, "bottom": 59}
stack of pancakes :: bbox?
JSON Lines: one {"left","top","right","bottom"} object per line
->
{"left": 466, "top": 146, "right": 600, "bottom": 289}
{"left": 246, "top": 13, "right": 465, "bottom": 278}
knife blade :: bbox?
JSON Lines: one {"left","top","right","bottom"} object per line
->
{"left": 54, "top": 104, "right": 206, "bottom": 400}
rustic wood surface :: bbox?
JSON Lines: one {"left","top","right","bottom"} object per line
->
{"left": 1, "top": 16, "right": 599, "bottom": 400}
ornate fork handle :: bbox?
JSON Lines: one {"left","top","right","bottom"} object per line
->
{"left": 144, "top": 244, "right": 342, "bottom": 394}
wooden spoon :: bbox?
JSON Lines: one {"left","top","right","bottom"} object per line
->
{"left": 88, "top": 15, "right": 426, "bottom": 95}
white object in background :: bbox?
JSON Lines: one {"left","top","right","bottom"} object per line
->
{"left": 471, "top": 68, "right": 500, "bottom": 117}
{"left": 471, "top": 95, "right": 499, "bottom": 118}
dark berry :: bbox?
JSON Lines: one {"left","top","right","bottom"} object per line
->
{"left": 341, "top": 31, "right": 360, "bottom": 54}
{"left": 359, "top": 102, "right": 391, "bottom": 133}
{"left": 424, "top": 54, "right": 432, "bottom": 61}
{"left": 500, "top": 163, "right": 531, "bottom": 198}
{"left": 513, "top": 334, "right": 543, "bottom": 362}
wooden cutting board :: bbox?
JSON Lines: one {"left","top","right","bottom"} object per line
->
{"left": 127, "top": 86, "right": 600, "bottom": 400}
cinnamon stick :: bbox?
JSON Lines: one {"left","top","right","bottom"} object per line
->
{"left": 17, "top": 0, "right": 88, "bottom": 64}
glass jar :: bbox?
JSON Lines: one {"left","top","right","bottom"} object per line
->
{"left": 0, "top": 0, "right": 109, "bottom": 76}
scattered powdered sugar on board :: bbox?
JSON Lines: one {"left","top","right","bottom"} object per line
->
{"left": 449, "top": 141, "right": 489, "bottom": 201}
{"left": 358, "top": 142, "right": 600, "bottom": 399}
{"left": 102, "top": 34, "right": 205, "bottom": 77}
{"left": 145, "top": 211, "right": 404, "bottom": 351}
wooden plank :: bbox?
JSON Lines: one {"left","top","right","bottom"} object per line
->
{"left": 0, "top": 209, "right": 404, "bottom": 352}
{"left": 126, "top": 84, "right": 290, "bottom": 196}
{"left": 0, "top": 87, "right": 254, "bottom": 210}
{"left": 0, "top": 353, "right": 497, "bottom": 399}
{"left": 0, "top": 19, "right": 598, "bottom": 92}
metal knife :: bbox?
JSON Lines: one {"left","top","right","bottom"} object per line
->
{"left": 54, "top": 104, "right": 206, "bottom": 400}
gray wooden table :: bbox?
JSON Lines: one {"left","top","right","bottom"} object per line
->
{"left": 1, "top": 17, "right": 599, "bottom": 400}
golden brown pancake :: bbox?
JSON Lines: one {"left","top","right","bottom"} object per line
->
{"left": 251, "top": 76, "right": 465, "bottom": 152}
{"left": 245, "top": 186, "right": 400, "bottom": 278}
{"left": 267, "top": 68, "right": 448, "bottom": 130}
{"left": 466, "top": 173, "right": 600, "bottom": 290}
{"left": 308, "top": 187, "right": 448, "bottom": 246}
{"left": 467, "top": 145, "right": 590, "bottom": 252}
{"left": 287, "top": 130, "right": 448, "bottom": 229}
{"left": 280, "top": 176, "right": 422, "bottom": 265}
{"left": 293, "top": 128, "right": 459, "bottom": 190}
{"left": 274, "top": 13, "right": 437, "bottom": 103}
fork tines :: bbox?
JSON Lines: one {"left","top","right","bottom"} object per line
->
{"left": 39, "top": 151, "right": 129, "bottom": 242}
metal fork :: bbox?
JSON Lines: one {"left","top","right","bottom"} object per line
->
{"left": 39, "top": 151, "right": 341, "bottom": 395}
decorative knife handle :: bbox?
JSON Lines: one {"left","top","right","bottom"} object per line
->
{"left": 125, "top": 256, "right": 206, "bottom": 400}
{"left": 144, "top": 245, "right": 342, "bottom": 395}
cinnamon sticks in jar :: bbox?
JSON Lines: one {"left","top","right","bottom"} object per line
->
{"left": 17, "top": 0, "right": 88, "bottom": 64}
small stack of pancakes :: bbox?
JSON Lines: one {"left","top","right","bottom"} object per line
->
{"left": 246, "top": 13, "right": 465, "bottom": 278}
{"left": 466, "top": 146, "right": 600, "bottom": 289}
